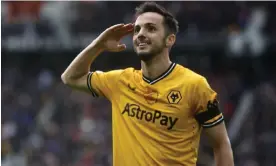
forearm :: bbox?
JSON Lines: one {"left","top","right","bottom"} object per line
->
{"left": 213, "top": 142, "right": 234, "bottom": 166}
{"left": 61, "top": 41, "right": 103, "bottom": 82}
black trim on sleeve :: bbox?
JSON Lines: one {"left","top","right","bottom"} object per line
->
{"left": 87, "top": 72, "right": 99, "bottom": 97}
{"left": 195, "top": 99, "right": 222, "bottom": 125}
{"left": 202, "top": 115, "right": 224, "bottom": 128}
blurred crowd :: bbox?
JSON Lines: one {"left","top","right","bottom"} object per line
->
{"left": 2, "top": 66, "right": 114, "bottom": 166}
{"left": 2, "top": 1, "right": 276, "bottom": 33}
{"left": 2, "top": 1, "right": 276, "bottom": 166}
{"left": 2, "top": 1, "right": 275, "bottom": 45}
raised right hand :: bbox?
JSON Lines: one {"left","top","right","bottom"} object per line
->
{"left": 93, "top": 23, "right": 134, "bottom": 52}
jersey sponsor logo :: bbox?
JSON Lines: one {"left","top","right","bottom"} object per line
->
{"left": 167, "top": 90, "right": 182, "bottom": 104}
{"left": 122, "top": 103, "right": 178, "bottom": 130}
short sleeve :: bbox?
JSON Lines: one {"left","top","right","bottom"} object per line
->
{"left": 87, "top": 69, "right": 123, "bottom": 100}
{"left": 193, "top": 77, "right": 224, "bottom": 128}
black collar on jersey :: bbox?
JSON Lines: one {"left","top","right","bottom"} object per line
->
{"left": 142, "top": 62, "right": 176, "bottom": 85}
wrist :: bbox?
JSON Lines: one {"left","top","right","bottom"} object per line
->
{"left": 89, "top": 40, "right": 105, "bottom": 52}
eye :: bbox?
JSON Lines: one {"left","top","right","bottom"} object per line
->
{"left": 134, "top": 26, "right": 140, "bottom": 34}
{"left": 148, "top": 26, "right": 156, "bottom": 32}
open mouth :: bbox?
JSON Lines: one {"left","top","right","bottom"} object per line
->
{"left": 139, "top": 43, "right": 148, "bottom": 47}
{"left": 137, "top": 41, "right": 150, "bottom": 48}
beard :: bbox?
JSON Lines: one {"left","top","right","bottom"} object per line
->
{"left": 134, "top": 43, "right": 166, "bottom": 62}
{"left": 137, "top": 51, "right": 158, "bottom": 61}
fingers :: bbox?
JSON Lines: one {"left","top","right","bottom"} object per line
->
{"left": 108, "top": 24, "right": 125, "bottom": 32}
{"left": 108, "top": 23, "right": 133, "bottom": 32}
{"left": 123, "top": 23, "right": 134, "bottom": 29}
{"left": 116, "top": 23, "right": 134, "bottom": 37}
{"left": 116, "top": 44, "right": 126, "bottom": 52}
{"left": 124, "top": 23, "right": 134, "bottom": 32}
{"left": 120, "top": 28, "right": 134, "bottom": 37}
{"left": 109, "top": 44, "right": 126, "bottom": 52}
{"left": 106, "top": 23, "right": 134, "bottom": 38}
{"left": 114, "top": 24, "right": 133, "bottom": 34}
{"left": 123, "top": 23, "right": 134, "bottom": 31}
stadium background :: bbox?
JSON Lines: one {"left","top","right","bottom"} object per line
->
{"left": 1, "top": 1, "right": 276, "bottom": 166}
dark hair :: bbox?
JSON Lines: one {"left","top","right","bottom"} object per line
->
{"left": 135, "top": 2, "right": 179, "bottom": 35}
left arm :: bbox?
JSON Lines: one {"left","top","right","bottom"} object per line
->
{"left": 204, "top": 122, "right": 234, "bottom": 166}
{"left": 192, "top": 77, "right": 234, "bottom": 166}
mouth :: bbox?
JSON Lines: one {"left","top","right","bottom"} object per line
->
{"left": 137, "top": 41, "right": 151, "bottom": 48}
{"left": 139, "top": 43, "right": 148, "bottom": 47}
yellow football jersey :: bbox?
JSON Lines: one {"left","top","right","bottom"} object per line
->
{"left": 87, "top": 62, "right": 224, "bottom": 166}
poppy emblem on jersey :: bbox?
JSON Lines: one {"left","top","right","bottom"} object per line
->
{"left": 144, "top": 89, "right": 159, "bottom": 104}
{"left": 167, "top": 90, "right": 182, "bottom": 104}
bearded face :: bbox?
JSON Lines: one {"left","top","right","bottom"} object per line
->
{"left": 133, "top": 12, "right": 168, "bottom": 61}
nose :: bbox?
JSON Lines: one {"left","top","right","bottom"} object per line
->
{"left": 138, "top": 34, "right": 146, "bottom": 41}
{"left": 137, "top": 28, "right": 147, "bottom": 41}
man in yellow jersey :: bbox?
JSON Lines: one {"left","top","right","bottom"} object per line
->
{"left": 61, "top": 2, "right": 234, "bottom": 166}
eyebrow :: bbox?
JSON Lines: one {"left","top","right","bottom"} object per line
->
{"left": 135, "top": 23, "right": 157, "bottom": 28}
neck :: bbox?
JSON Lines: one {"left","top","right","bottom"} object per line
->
{"left": 141, "top": 52, "right": 172, "bottom": 80}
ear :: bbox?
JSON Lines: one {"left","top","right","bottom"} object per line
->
{"left": 165, "top": 34, "right": 176, "bottom": 48}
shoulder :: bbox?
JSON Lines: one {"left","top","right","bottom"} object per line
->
{"left": 175, "top": 64, "right": 207, "bottom": 86}
{"left": 108, "top": 67, "right": 139, "bottom": 82}
{"left": 118, "top": 67, "right": 137, "bottom": 77}
{"left": 95, "top": 67, "right": 135, "bottom": 77}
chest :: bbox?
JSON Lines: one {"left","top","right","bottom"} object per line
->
{"left": 116, "top": 80, "right": 195, "bottom": 131}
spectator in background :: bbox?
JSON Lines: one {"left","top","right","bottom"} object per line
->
{"left": 7, "top": 1, "right": 43, "bottom": 23}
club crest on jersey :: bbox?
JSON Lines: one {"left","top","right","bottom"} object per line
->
{"left": 144, "top": 89, "right": 159, "bottom": 104}
{"left": 167, "top": 90, "right": 182, "bottom": 104}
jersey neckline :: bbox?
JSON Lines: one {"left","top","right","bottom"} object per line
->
{"left": 142, "top": 62, "right": 177, "bottom": 85}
